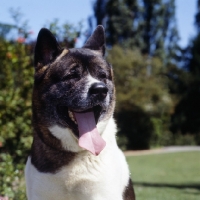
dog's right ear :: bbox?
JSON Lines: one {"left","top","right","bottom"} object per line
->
{"left": 34, "top": 28, "right": 62, "bottom": 68}
{"left": 83, "top": 25, "right": 106, "bottom": 56}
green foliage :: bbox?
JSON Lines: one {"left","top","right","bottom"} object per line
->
{"left": 108, "top": 46, "right": 170, "bottom": 111}
{"left": 107, "top": 46, "right": 173, "bottom": 149}
{"left": 0, "top": 39, "right": 34, "bottom": 150}
{"left": 109, "top": 46, "right": 199, "bottom": 149}
{"left": 0, "top": 33, "right": 33, "bottom": 199}
{"left": 0, "top": 154, "right": 26, "bottom": 199}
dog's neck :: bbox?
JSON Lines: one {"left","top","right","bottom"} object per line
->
{"left": 30, "top": 117, "right": 116, "bottom": 173}
{"left": 30, "top": 127, "right": 76, "bottom": 173}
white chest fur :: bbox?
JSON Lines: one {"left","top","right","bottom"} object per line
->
{"left": 25, "top": 118, "right": 130, "bottom": 200}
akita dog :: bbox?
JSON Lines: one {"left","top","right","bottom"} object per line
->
{"left": 25, "top": 25, "right": 135, "bottom": 200}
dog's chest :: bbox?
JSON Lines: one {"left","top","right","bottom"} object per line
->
{"left": 26, "top": 147, "right": 129, "bottom": 200}
{"left": 58, "top": 154, "right": 110, "bottom": 191}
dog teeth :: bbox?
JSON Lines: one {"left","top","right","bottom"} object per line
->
{"left": 68, "top": 110, "right": 77, "bottom": 124}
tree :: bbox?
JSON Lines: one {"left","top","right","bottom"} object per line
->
{"left": 93, "top": 0, "right": 180, "bottom": 63}
{"left": 142, "top": 0, "right": 179, "bottom": 62}
{"left": 107, "top": 46, "right": 173, "bottom": 149}
{"left": 170, "top": 0, "right": 200, "bottom": 144}
{"left": 93, "top": 0, "right": 141, "bottom": 49}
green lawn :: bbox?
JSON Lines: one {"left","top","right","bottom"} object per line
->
{"left": 126, "top": 151, "right": 200, "bottom": 200}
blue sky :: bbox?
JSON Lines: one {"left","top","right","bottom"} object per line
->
{"left": 0, "top": 0, "right": 197, "bottom": 47}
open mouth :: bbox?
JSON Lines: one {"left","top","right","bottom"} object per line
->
{"left": 57, "top": 105, "right": 106, "bottom": 155}
{"left": 68, "top": 105, "right": 102, "bottom": 124}
{"left": 57, "top": 105, "right": 103, "bottom": 134}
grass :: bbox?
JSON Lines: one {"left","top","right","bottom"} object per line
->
{"left": 126, "top": 151, "right": 200, "bottom": 200}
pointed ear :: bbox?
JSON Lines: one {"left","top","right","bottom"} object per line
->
{"left": 34, "top": 28, "right": 62, "bottom": 67}
{"left": 83, "top": 25, "right": 106, "bottom": 56}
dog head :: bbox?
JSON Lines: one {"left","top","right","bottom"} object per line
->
{"left": 32, "top": 26, "right": 115, "bottom": 155}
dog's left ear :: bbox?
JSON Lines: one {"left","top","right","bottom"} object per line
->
{"left": 34, "top": 28, "right": 62, "bottom": 68}
{"left": 83, "top": 25, "right": 105, "bottom": 56}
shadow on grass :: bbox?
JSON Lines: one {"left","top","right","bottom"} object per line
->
{"left": 133, "top": 182, "right": 200, "bottom": 191}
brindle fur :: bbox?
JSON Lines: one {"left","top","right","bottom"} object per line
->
{"left": 27, "top": 26, "right": 135, "bottom": 200}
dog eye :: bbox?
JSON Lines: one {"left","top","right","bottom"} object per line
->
{"left": 99, "top": 72, "right": 107, "bottom": 79}
{"left": 62, "top": 74, "right": 79, "bottom": 81}
{"left": 62, "top": 66, "right": 81, "bottom": 81}
{"left": 62, "top": 72, "right": 80, "bottom": 81}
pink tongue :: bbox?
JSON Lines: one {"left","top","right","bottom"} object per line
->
{"left": 74, "top": 112, "right": 106, "bottom": 156}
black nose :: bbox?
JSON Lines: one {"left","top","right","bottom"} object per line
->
{"left": 89, "top": 82, "right": 108, "bottom": 99}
